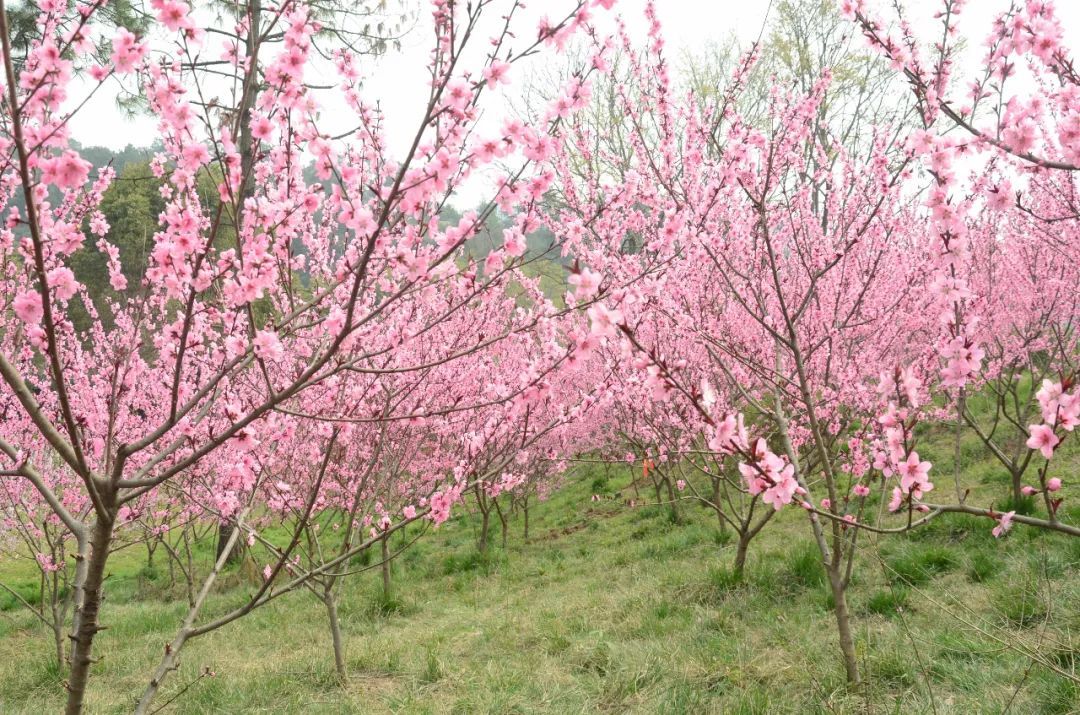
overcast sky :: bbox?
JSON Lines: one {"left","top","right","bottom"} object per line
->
{"left": 70, "top": 0, "right": 1080, "bottom": 206}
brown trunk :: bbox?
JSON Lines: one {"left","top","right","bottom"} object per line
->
{"left": 827, "top": 565, "right": 860, "bottom": 684}
{"left": 183, "top": 528, "right": 195, "bottom": 607}
{"left": 711, "top": 477, "right": 721, "bottom": 511}
{"left": 665, "top": 477, "right": 680, "bottom": 522}
{"left": 522, "top": 504, "right": 530, "bottom": 542}
{"left": 51, "top": 591, "right": 65, "bottom": 667}
{"left": 478, "top": 507, "right": 490, "bottom": 554}
{"left": 953, "top": 392, "right": 966, "bottom": 503}
{"left": 237, "top": 0, "right": 262, "bottom": 200}
{"left": 324, "top": 590, "right": 346, "bottom": 683}
{"left": 380, "top": 533, "right": 391, "bottom": 602}
{"left": 733, "top": 532, "right": 750, "bottom": 578}
{"left": 215, "top": 522, "right": 242, "bottom": 565}
{"left": 65, "top": 517, "right": 114, "bottom": 715}
{"left": 493, "top": 498, "right": 508, "bottom": 549}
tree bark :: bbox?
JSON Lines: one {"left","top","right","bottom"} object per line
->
{"left": 733, "top": 532, "right": 750, "bottom": 578}
{"left": 711, "top": 477, "right": 723, "bottom": 527}
{"left": 665, "top": 477, "right": 680, "bottom": 522}
{"left": 493, "top": 498, "right": 508, "bottom": 549}
{"left": 478, "top": 507, "right": 490, "bottom": 554}
{"left": 827, "top": 565, "right": 860, "bottom": 684}
{"left": 215, "top": 522, "right": 242, "bottom": 566}
{"left": 65, "top": 516, "right": 114, "bottom": 715}
{"left": 380, "top": 533, "right": 391, "bottom": 602}
{"left": 51, "top": 596, "right": 65, "bottom": 668}
{"left": 324, "top": 590, "right": 346, "bottom": 683}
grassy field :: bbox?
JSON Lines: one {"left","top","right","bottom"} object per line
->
{"left": 1, "top": 429, "right": 1079, "bottom": 713}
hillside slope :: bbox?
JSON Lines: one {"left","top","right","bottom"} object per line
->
{"left": 1, "top": 457, "right": 1079, "bottom": 713}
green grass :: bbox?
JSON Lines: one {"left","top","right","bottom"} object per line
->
{"left": 1, "top": 459, "right": 1079, "bottom": 713}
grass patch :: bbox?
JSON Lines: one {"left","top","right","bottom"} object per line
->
{"left": 0, "top": 460, "right": 1078, "bottom": 713}
{"left": 863, "top": 587, "right": 910, "bottom": 617}
{"left": 885, "top": 544, "right": 958, "bottom": 585}
{"left": 993, "top": 578, "right": 1049, "bottom": 627}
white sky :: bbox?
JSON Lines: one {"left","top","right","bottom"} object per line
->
{"left": 74, "top": 1, "right": 772, "bottom": 153}
{"left": 72, "top": 0, "right": 1080, "bottom": 207}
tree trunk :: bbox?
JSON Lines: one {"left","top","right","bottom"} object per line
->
{"left": 522, "top": 504, "right": 530, "bottom": 542}
{"left": 215, "top": 522, "right": 242, "bottom": 566}
{"left": 51, "top": 593, "right": 65, "bottom": 667}
{"left": 493, "top": 498, "right": 508, "bottom": 549}
{"left": 183, "top": 529, "right": 196, "bottom": 608}
{"left": 237, "top": 0, "right": 262, "bottom": 200}
{"left": 478, "top": 507, "right": 490, "bottom": 554}
{"left": 953, "top": 391, "right": 966, "bottom": 503}
{"left": 380, "top": 534, "right": 391, "bottom": 602}
{"left": 827, "top": 565, "right": 860, "bottom": 684}
{"left": 733, "top": 532, "right": 750, "bottom": 578}
{"left": 324, "top": 589, "right": 346, "bottom": 683}
{"left": 665, "top": 477, "right": 680, "bottom": 522}
{"left": 65, "top": 517, "right": 114, "bottom": 715}
{"left": 711, "top": 477, "right": 721, "bottom": 510}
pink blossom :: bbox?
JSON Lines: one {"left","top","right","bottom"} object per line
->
{"left": 111, "top": 28, "right": 146, "bottom": 73}
{"left": 898, "top": 451, "right": 933, "bottom": 498}
{"left": 482, "top": 60, "right": 511, "bottom": 87}
{"left": 1026, "top": 424, "right": 1059, "bottom": 460}
{"left": 155, "top": 0, "right": 192, "bottom": 31}
{"left": 568, "top": 266, "right": 601, "bottom": 299}
{"left": 888, "top": 487, "right": 904, "bottom": 512}
{"left": 253, "top": 330, "right": 284, "bottom": 361}
{"left": 992, "top": 511, "right": 1015, "bottom": 538}
{"left": 587, "top": 303, "right": 622, "bottom": 338}
{"left": 47, "top": 266, "right": 77, "bottom": 301}
{"left": 250, "top": 114, "right": 273, "bottom": 141}
{"left": 13, "top": 291, "right": 43, "bottom": 324}
{"left": 42, "top": 150, "right": 91, "bottom": 189}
